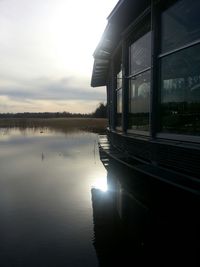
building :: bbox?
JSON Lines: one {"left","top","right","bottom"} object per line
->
{"left": 91, "top": 0, "right": 200, "bottom": 200}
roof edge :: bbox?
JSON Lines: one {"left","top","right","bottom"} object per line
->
{"left": 107, "top": 0, "right": 125, "bottom": 21}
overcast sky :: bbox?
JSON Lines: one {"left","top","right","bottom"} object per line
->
{"left": 0, "top": 0, "right": 118, "bottom": 113}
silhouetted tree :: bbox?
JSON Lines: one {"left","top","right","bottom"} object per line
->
{"left": 92, "top": 103, "right": 107, "bottom": 118}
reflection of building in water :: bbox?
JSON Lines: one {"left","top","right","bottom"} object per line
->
{"left": 91, "top": 159, "right": 198, "bottom": 266}
{"left": 91, "top": 185, "right": 144, "bottom": 266}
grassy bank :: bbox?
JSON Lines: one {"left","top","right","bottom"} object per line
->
{"left": 0, "top": 118, "right": 108, "bottom": 133}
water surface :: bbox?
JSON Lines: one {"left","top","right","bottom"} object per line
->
{"left": 0, "top": 127, "right": 107, "bottom": 267}
{"left": 1, "top": 127, "right": 198, "bottom": 267}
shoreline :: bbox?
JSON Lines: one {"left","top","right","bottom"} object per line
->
{"left": 0, "top": 117, "right": 108, "bottom": 133}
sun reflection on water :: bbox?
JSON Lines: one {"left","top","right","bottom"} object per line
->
{"left": 92, "top": 176, "right": 108, "bottom": 192}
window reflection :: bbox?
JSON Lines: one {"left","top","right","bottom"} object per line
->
{"left": 128, "top": 20, "right": 151, "bottom": 133}
{"left": 128, "top": 71, "right": 150, "bottom": 131}
{"left": 117, "top": 89, "right": 122, "bottom": 114}
{"left": 117, "top": 69, "right": 122, "bottom": 89}
{"left": 161, "top": 0, "right": 200, "bottom": 53}
{"left": 130, "top": 31, "right": 151, "bottom": 75}
{"left": 116, "top": 88, "right": 122, "bottom": 128}
{"left": 160, "top": 44, "right": 200, "bottom": 135}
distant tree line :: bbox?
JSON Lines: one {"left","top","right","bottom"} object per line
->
{"left": 0, "top": 111, "right": 89, "bottom": 119}
{"left": 0, "top": 103, "right": 107, "bottom": 119}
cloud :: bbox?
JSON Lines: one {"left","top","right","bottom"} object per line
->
{"left": 0, "top": 76, "right": 106, "bottom": 102}
{"left": 0, "top": 0, "right": 116, "bottom": 113}
{"left": 0, "top": 95, "right": 104, "bottom": 113}
{"left": 0, "top": 76, "right": 106, "bottom": 113}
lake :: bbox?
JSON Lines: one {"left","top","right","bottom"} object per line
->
{"left": 0, "top": 127, "right": 107, "bottom": 267}
{"left": 0, "top": 127, "right": 198, "bottom": 267}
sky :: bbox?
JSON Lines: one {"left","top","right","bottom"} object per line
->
{"left": 0, "top": 0, "right": 118, "bottom": 113}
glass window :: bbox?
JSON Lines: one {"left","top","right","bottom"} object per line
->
{"left": 160, "top": 44, "right": 200, "bottom": 135}
{"left": 128, "top": 22, "right": 151, "bottom": 133}
{"left": 161, "top": 0, "right": 200, "bottom": 53}
{"left": 129, "top": 71, "right": 150, "bottom": 131}
{"left": 130, "top": 31, "right": 151, "bottom": 75}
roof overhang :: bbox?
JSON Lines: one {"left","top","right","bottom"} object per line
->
{"left": 91, "top": 0, "right": 150, "bottom": 87}
{"left": 91, "top": 23, "right": 118, "bottom": 87}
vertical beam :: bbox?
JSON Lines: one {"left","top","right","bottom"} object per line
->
{"left": 122, "top": 39, "right": 129, "bottom": 133}
{"left": 111, "top": 60, "right": 116, "bottom": 130}
{"left": 150, "top": 0, "right": 160, "bottom": 138}
{"left": 106, "top": 79, "right": 110, "bottom": 128}
{"left": 106, "top": 64, "right": 113, "bottom": 130}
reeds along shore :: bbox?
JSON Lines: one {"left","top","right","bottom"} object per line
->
{"left": 0, "top": 117, "right": 108, "bottom": 133}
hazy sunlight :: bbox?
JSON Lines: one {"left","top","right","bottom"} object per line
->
{"left": 92, "top": 175, "right": 108, "bottom": 192}
{"left": 0, "top": 0, "right": 118, "bottom": 113}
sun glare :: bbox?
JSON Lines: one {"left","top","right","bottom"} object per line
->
{"left": 0, "top": 0, "right": 118, "bottom": 113}
{"left": 41, "top": 0, "right": 118, "bottom": 76}
{"left": 92, "top": 176, "right": 108, "bottom": 192}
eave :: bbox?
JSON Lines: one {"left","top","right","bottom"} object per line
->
{"left": 91, "top": 0, "right": 150, "bottom": 87}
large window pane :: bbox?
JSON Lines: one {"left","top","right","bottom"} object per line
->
{"left": 161, "top": 0, "right": 200, "bottom": 53}
{"left": 160, "top": 44, "right": 200, "bottom": 135}
{"left": 128, "top": 71, "right": 150, "bottom": 131}
{"left": 130, "top": 32, "right": 151, "bottom": 75}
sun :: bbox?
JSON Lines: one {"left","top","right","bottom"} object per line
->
{"left": 40, "top": 0, "right": 118, "bottom": 76}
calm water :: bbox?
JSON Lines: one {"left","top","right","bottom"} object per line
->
{"left": 0, "top": 127, "right": 107, "bottom": 267}
{"left": 0, "top": 127, "right": 198, "bottom": 266}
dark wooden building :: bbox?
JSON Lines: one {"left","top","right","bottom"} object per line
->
{"left": 91, "top": 0, "right": 200, "bottom": 199}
